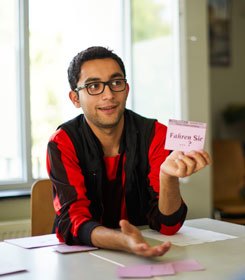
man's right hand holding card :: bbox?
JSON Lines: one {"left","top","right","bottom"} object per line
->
{"left": 160, "top": 150, "right": 211, "bottom": 179}
{"left": 157, "top": 119, "right": 212, "bottom": 217}
{"left": 162, "top": 119, "right": 211, "bottom": 178}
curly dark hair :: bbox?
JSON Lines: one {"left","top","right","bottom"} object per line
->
{"left": 67, "top": 46, "right": 126, "bottom": 91}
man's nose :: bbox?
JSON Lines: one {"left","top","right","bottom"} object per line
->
{"left": 102, "top": 84, "right": 114, "bottom": 98}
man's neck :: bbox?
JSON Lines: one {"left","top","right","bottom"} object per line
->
{"left": 88, "top": 118, "right": 124, "bottom": 157}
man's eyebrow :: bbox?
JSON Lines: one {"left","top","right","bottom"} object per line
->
{"left": 83, "top": 73, "right": 124, "bottom": 84}
{"left": 110, "top": 72, "right": 124, "bottom": 79}
{"left": 83, "top": 77, "right": 100, "bottom": 84}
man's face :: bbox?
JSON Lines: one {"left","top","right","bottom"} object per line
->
{"left": 72, "top": 58, "right": 129, "bottom": 130}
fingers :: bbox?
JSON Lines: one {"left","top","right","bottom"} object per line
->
{"left": 170, "top": 150, "right": 211, "bottom": 177}
{"left": 184, "top": 150, "right": 212, "bottom": 171}
{"left": 184, "top": 150, "right": 211, "bottom": 164}
{"left": 133, "top": 241, "right": 171, "bottom": 257}
{"left": 198, "top": 150, "right": 212, "bottom": 165}
{"left": 176, "top": 154, "right": 196, "bottom": 176}
{"left": 119, "top": 220, "right": 171, "bottom": 257}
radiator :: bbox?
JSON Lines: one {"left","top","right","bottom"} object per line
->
{"left": 0, "top": 219, "right": 31, "bottom": 241}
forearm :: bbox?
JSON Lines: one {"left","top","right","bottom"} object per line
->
{"left": 158, "top": 173, "right": 182, "bottom": 215}
{"left": 91, "top": 226, "right": 129, "bottom": 252}
{"left": 90, "top": 221, "right": 171, "bottom": 257}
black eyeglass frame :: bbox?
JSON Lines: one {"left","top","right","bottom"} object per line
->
{"left": 74, "top": 78, "right": 127, "bottom": 96}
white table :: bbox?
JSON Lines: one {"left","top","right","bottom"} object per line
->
{"left": 0, "top": 218, "right": 245, "bottom": 280}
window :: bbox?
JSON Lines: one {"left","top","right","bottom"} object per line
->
{"left": 0, "top": 0, "right": 27, "bottom": 183}
{"left": 29, "top": 0, "right": 125, "bottom": 179}
{"left": 131, "top": 0, "right": 181, "bottom": 124}
{"left": 0, "top": 0, "right": 181, "bottom": 188}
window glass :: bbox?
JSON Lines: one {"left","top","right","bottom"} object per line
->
{"left": 0, "top": 0, "right": 181, "bottom": 185}
{"left": 29, "top": 0, "right": 124, "bottom": 178}
{"left": 0, "top": 0, "right": 23, "bottom": 182}
{"left": 131, "top": 0, "right": 181, "bottom": 124}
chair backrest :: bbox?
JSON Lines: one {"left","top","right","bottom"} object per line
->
{"left": 31, "top": 179, "right": 56, "bottom": 236}
{"left": 212, "top": 139, "right": 245, "bottom": 203}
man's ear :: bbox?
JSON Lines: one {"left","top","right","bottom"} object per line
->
{"left": 69, "top": 91, "right": 81, "bottom": 108}
{"left": 125, "top": 83, "right": 130, "bottom": 99}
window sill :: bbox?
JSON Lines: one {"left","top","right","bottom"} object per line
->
{"left": 0, "top": 189, "right": 31, "bottom": 200}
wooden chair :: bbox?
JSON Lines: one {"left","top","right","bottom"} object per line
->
{"left": 31, "top": 179, "right": 56, "bottom": 236}
{"left": 212, "top": 139, "right": 245, "bottom": 224}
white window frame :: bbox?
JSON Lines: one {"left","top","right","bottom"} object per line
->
{"left": 0, "top": 0, "right": 32, "bottom": 190}
{"left": 19, "top": 0, "right": 32, "bottom": 187}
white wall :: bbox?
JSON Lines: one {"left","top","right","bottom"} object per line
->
{"left": 211, "top": 0, "right": 245, "bottom": 139}
{"left": 180, "top": 0, "right": 212, "bottom": 218}
{"left": 0, "top": 198, "right": 30, "bottom": 221}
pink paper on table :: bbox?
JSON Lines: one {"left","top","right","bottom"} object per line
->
{"left": 53, "top": 244, "right": 98, "bottom": 254}
{"left": 172, "top": 259, "right": 205, "bottom": 272}
{"left": 117, "top": 263, "right": 175, "bottom": 278}
{"left": 117, "top": 259, "right": 205, "bottom": 278}
{"left": 165, "top": 119, "right": 207, "bottom": 152}
{"left": 151, "top": 263, "right": 175, "bottom": 276}
{"left": 117, "top": 265, "right": 152, "bottom": 278}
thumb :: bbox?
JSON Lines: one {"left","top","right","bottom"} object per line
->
{"left": 120, "top": 219, "right": 134, "bottom": 235}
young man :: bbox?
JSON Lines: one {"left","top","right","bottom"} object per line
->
{"left": 47, "top": 46, "right": 211, "bottom": 257}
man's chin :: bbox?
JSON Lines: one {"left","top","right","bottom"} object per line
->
{"left": 97, "top": 121, "right": 119, "bottom": 129}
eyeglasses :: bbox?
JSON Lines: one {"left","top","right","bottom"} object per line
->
{"left": 75, "top": 79, "right": 127, "bottom": 96}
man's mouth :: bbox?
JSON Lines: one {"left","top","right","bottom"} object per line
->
{"left": 98, "top": 105, "right": 117, "bottom": 111}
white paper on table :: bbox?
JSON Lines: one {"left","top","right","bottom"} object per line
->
{"left": 141, "top": 226, "right": 237, "bottom": 246}
{"left": 0, "top": 262, "right": 27, "bottom": 276}
{"left": 4, "top": 233, "right": 62, "bottom": 249}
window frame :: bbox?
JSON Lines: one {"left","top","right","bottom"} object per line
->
{"left": 0, "top": 0, "right": 33, "bottom": 190}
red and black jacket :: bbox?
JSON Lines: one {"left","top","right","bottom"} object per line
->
{"left": 47, "top": 109, "right": 187, "bottom": 246}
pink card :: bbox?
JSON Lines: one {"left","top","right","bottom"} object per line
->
{"left": 53, "top": 244, "right": 98, "bottom": 254}
{"left": 151, "top": 263, "right": 175, "bottom": 276}
{"left": 165, "top": 119, "right": 207, "bottom": 152}
{"left": 117, "top": 259, "right": 205, "bottom": 278}
{"left": 117, "top": 265, "right": 152, "bottom": 278}
{"left": 117, "top": 264, "right": 175, "bottom": 278}
{"left": 172, "top": 259, "right": 205, "bottom": 272}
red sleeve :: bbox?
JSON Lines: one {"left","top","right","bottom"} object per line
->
{"left": 47, "top": 129, "right": 100, "bottom": 245}
{"left": 147, "top": 122, "right": 187, "bottom": 235}
{"left": 148, "top": 122, "right": 169, "bottom": 194}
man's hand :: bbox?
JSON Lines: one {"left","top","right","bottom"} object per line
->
{"left": 119, "top": 220, "right": 171, "bottom": 257}
{"left": 160, "top": 150, "right": 211, "bottom": 178}
{"left": 91, "top": 220, "right": 171, "bottom": 258}
{"left": 158, "top": 150, "right": 211, "bottom": 216}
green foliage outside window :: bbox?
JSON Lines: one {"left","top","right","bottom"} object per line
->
{"left": 132, "top": 0, "right": 170, "bottom": 43}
